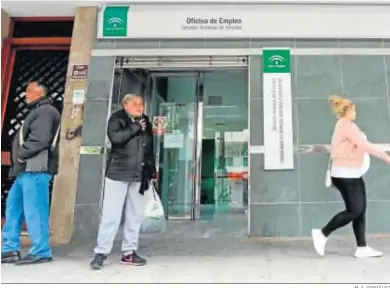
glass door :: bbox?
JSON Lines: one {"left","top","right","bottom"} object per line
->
{"left": 201, "top": 70, "right": 249, "bottom": 219}
{"left": 152, "top": 74, "right": 201, "bottom": 219}
{"left": 151, "top": 70, "right": 248, "bottom": 222}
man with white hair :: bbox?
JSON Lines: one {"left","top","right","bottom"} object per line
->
{"left": 90, "top": 94, "right": 156, "bottom": 270}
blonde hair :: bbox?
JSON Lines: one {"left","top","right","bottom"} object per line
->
{"left": 328, "top": 95, "right": 353, "bottom": 118}
{"left": 121, "top": 94, "right": 143, "bottom": 107}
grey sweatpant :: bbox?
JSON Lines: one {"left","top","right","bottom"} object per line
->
{"left": 94, "top": 177, "right": 144, "bottom": 255}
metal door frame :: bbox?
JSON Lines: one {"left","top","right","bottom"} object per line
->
{"left": 192, "top": 72, "right": 203, "bottom": 220}
{"left": 115, "top": 59, "right": 249, "bottom": 220}
{"left": 1, "top": 17, "right": 72, "bottom": 230}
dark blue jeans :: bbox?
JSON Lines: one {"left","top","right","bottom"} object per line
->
{"left": 1, "top": 172, "right": 52, "bottom": 258}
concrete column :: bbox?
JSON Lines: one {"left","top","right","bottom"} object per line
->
{"left": 50, "top": 6, "right": 97, "bottom": 244}
{"left": 1, "top": 9, "right": 10, "bottom": 47}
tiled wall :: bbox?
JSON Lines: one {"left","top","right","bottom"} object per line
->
{"left": 94, "top": 38, "right": 390, "bottom": 50}
{"left": 249, "top": 54, "right": 390, "bottom": 237}
{"left": 77, "top": 35, "right": 390, "bottom": 239}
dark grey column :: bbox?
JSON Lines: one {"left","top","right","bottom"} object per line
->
{"left": 248, "top": 55, "right": 300, "bottom": 237}
{"left": 72, "top": 56, "right": 115, "bottom": 241}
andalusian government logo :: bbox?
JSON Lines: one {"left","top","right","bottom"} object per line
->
{"left": 102, "top": 6, "right": 129, "bottom": 37}
{"left": 263, "top": 49, "right": 291, "bottom": 73}
{"left": 268, "top": 55, "right": 286, "bottom": 68}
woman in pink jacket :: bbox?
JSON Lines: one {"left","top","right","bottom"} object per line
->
{"left": 312, "top": 95, "right": 390, "bottom": 258}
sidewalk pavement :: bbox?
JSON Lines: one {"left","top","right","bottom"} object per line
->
{"left": 2, "top": 236, "right": 390, "bottom": 283}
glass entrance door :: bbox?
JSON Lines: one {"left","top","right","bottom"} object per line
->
{"left": 152, "top": 74, "right": 200, "bottom": 219}
{"left": 201, "top": 70, "right": 249, "bottom": 220}
{"left": 151, "top": 70, "right": 248, "bottom": 223}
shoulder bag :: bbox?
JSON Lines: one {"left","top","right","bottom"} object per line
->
{"left": 19, "top": 122, "right": 60, "bottom": 172}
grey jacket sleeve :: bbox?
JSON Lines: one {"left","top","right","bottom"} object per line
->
{"left": 18, "top": 110, "right": 59, "bottom": 161}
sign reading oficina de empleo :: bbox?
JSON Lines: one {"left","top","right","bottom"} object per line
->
{"left": 98, "top": 5, "right": 259, "bottom": 38}
{"left": 262, "top": 48, "right": 294, "bottom": 170}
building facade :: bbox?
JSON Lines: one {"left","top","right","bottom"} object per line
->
{"left": 1, "top": 1, "right": 390, "bottom": 244}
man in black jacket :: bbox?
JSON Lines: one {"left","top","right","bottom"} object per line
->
{"left": 1, "top": 81, "right": 61, "bottom": 265}
{"left": 91, "top": 94, "right": 156, "bottom": 270}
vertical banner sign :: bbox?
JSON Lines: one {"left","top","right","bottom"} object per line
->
{"left": 102, "top": 6, "right": 129, "bottom": 37}
{"left": 263, "top": 48, "right": 294, "bottom": 170}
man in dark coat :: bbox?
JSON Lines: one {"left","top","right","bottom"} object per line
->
{"left": 1, "top": 81, "right": 61, "bottom": 265}
{"left": 91, "top": 94, "right": 156, "bottom": 270}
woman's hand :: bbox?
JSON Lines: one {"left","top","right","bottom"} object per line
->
{"left": 139, "top": 119, "right": 147, "bottom": 131}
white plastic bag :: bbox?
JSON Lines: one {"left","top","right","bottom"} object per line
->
{"left": 140, "top": 185, "right": 166, "bottom": 233}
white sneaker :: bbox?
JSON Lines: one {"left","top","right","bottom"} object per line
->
{"left": 311, "top": 229, "right": 328, "bottom": 256}
{"left": 354, "top": 246, "right": 383, "bottom": 258}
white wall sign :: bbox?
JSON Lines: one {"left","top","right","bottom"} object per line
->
{"left": 263, "top": 48, "right": 294, "bottom": 170}
{"left": 164, "top": 131, "right": 184, "bottom": 149}
{"left": 72, "top": 89, "right": 85, "bottom": 105}
{"left": 97, "top": 5, "right": 390, "bottom": 39}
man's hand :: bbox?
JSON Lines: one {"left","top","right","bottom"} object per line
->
{"left": 139, "top": 119, "right": 147, "bottom": 131}
{"left": 150, "top": 179, "right": 157, "bottom": 185}
{"left": 17, "top": 158, "right": 25, "bottom": 164}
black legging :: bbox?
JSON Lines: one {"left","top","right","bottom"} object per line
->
{"left": 322, "top": 177, "right": 367, "bottom": 247}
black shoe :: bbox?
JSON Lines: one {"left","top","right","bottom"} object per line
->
{"left": 90, "top": 253, "right": 106, "bottom": 270}
{"left": 120, "top": 252, "right": 146, "bottom": 266}
{"left": 1, "top": 251, "right": 21, "bottom": 264}
{"left": 15, "top": 254, "right": 53, "bottom": 266}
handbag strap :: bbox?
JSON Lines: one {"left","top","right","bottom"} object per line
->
{"left": 50, "top": 126, "right": 61, "bottom": 151}
{"left": 19, "top": 121, "right": 61, "bottom": 150}
{"left": 19, "top": 122, "right": 25, "bottom": 146}
{"left": 152, "top": 184, "right": 157, "bottom": 201}
{"left": 327, "top": 151, "right": 332, "bottom": 170}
